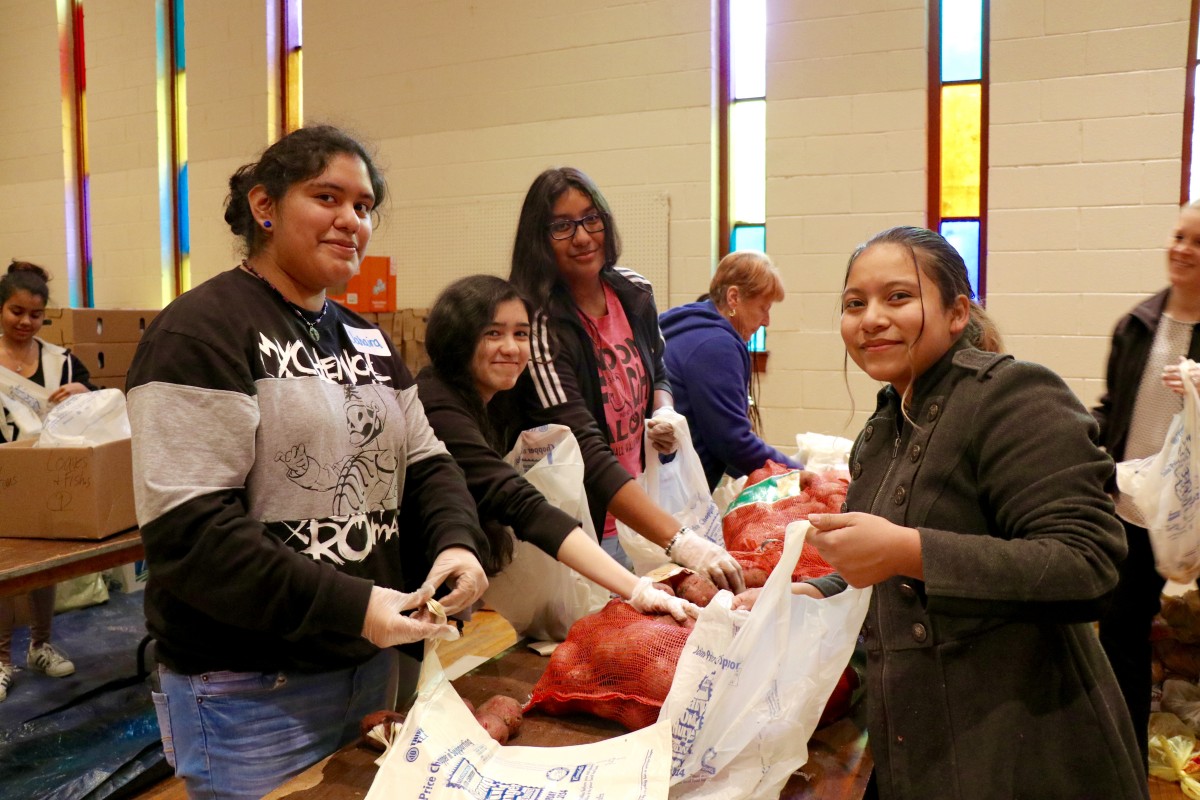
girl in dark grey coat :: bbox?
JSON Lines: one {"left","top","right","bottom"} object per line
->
{"left": 773, "top": 227, "right": 1146, "bottom": 799}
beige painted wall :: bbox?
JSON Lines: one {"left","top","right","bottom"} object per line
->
{"left": 0, "top": 0, "right": 1194, "bottom": 451}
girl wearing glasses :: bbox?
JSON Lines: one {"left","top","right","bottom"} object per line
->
{"left": 508, "top": 167, "right": 744, "bottom": 593}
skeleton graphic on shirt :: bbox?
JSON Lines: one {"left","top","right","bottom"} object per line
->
{"left": 275, "top": 384, "right": 399, "bottom": 515}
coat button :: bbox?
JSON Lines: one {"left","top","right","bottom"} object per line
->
{"left": 911, "top": 623, "right": 927, "bottom": 642}
{"left": 851, "top": 462, "right": 862, "bottom": 479}
{"left": 893, "top": 486, "right": 906, "bottom": 505}
{"left": 899, "top": 582, "right": 917, "bottom": 600}
{"left": 928, "top": 403, "right": 940, "bottom": 421}
{"left": 840, "top": 501, "right": 848, "bottom": 513}
{"left": 864, "top": 424, "right": 874, "bottom": 441}
{"left": 909, "top": 443, "right": 921, "bottom": 462}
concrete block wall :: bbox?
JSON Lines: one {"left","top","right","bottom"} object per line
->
{"left": 85, "top": 0, "right": 164, "bottom": 307}
{"left": 988, "top": 0, "right": 1190, "bottom": 407}
{"left": 760, "top": 0, "right": 929, "bottom": 444}
{"left": 302, "top": 0, "right": 715, "bottom": 308}
{"left": 0, "top": 1, "right": 76, "bottom": 304}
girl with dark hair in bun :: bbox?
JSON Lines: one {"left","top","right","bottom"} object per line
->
{"left": 0, "top": 259, "right": 95, "bottom": 702}
{"left": 125, "top": 125, "right": 490, "bottom": 799}
{"left": 739, "top": 226, "right": 1144, "bottom": 799}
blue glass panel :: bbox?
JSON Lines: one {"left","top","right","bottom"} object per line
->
{"left": 747, "top": 326, "right": 766, "bottom": 353}
{"left": 731, "top": 224, "right": 766, "bottom": 253}
{"left": 730, "top": 0, "right": 766, "bottom": 99}
{"left": 940, "top": 220, "right": 981, "bottom": 299}
{"left": 941, "top": 0, "right": 982, "bottom": 82}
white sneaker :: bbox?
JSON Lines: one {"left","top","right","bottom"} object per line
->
{"left": 28, "top": 642, "right": 75, "bottom": 678}
{"left": 0, "top": 663, "right": 12, "bottom": 701}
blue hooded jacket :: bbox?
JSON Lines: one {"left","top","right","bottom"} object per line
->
{"left": 659, "top": 299, "right": 801, "bottom": 490}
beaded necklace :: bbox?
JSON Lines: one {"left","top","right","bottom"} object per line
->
{"left": 240, "top": 260, "right": 328, "bottom": 342}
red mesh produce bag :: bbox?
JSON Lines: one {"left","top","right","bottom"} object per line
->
{"left": 526, "top": 598, "right": 691, "bottom": 731}
{"left": 723, "top": 463, "right": 847, "bottom": 581}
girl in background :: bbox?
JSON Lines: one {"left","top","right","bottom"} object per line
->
{"left": 0, "top": 261, "right": 95, "bottom": 701}
{"left": 508, "top": 167, "right": 743, "bottom": 593}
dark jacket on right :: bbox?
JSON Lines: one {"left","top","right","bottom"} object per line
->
{"left": 1092, "top": 287, "right": 1200, "bottom": 460}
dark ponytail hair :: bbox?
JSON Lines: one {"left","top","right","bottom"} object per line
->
{"left": 0, "top": 260, "right": 52, "bottom": 307}
{"left": 509, "top": 167, "right": 621, "bottom": 312}
{"left": 845, "top": 226, "right": 1002, "bottom": 354}
{"left": 223, "top": 125, "right": 387, "bottom": 256}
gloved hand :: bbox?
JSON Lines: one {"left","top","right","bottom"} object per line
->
{"left": 669, "top": 530, "right": 746, "bottom": 594}
{"left": 360, "top": 585, "right": 459, "bottom": 648}
{"left": 423, "top": 546, "right": 488, "bottom": 616}
{"left": 645, "top": 407, "right": 687, "bottom": 455}
{"left": 629, "top": 576, "right": 700, "bottom": 623}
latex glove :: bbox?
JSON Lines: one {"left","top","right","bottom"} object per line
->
{"left": 360, "top": 585, "right": 459, "bottom": 648}
{"left": 669, "top": 530, "right": 745, "bottom": 594}
{"left": 422, "top": 546, "right": 488, "bottom": 616}
{"left": 645, "top": 407, "right": 687, "bottom": 455}
{"left": 629, "top": 576, "right": 699, "bottom": 623}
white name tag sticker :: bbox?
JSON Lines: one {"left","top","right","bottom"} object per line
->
{"left": 343, "top": 324, "right": 392, "bottom": 356}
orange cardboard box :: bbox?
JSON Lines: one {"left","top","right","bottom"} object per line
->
{"left": 329, "top": 256, "right": 396, "bottom": 313}
{"left": 70, "top": 343, "right": 140, "bottom": 378}
{"left": 39, "top": 308, "right": 157, "bottom": 346}
{"left": 0, "top": 438, "right": 137, "bottom": 539}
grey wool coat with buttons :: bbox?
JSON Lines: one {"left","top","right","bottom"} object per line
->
{"left": 811, "top": 338, "right": 1147, "bottom": 800}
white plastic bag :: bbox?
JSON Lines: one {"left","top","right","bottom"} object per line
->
{"left": 795, "top": 431, "right": 854, "bottom": 472}
{"left": 481, "top": 425, "right": 609, "bottom": 641}
{"left": 1117, "top": 359, "right": 1200, "bottom": 583}
{"left": 618, "top": 418, "right": 724, "bottom": 576}
{"left": 0, "top": 370, "right": 52, "bottom": 440}
{"left": 366, "top": 646, "right": 672, "bottom": 799}
{"left": 34, "top": 388, "right": 130, "bottom": 447}
{"left": 660, "top": 521, "right": 871, "bottom": 799}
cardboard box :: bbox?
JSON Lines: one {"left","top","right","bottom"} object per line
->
{"left": 89, "top": 375, "right": 127, "bottom": 392}
{"left": 70, "top": 342, "right": 140, "bottom": 377}
{"left": 329, "top": 256, "right": 396, "bottom": 313}
{"left": 40, "top": 308, "right": 157, "bottom": 346}
{"left": 109, "top": 559, "right": 148, "bottom": 592}
{"left": 0, "top": 438, "right": 137, "bottom": 539}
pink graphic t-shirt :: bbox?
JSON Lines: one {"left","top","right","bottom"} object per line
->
{"left": 577, "top": 282, "right": 649, "bottom": 540}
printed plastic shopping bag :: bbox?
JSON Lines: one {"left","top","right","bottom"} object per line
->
{"left": 660, "top": 521, "right": 871, "bottom": 799}
{"left": 618, "top": 418, "right": 725, "bottom": 575}
{"left": 481, "top": 424, "right": 609, "bottom": 641}
{"left": 365, "top": 646, "right": 672, "bottom": 800}
{"left": 0, "top": 369, "right": 51, "bottom": 441}
{"left": 1118, "top": 358, "right": 1200, "bottom": 583}
{"left": 34, "top": 388, "right": 130, "bottom": 447}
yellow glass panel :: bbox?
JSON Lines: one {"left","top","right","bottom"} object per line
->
{"left": 287, "top": 48, "right": 303, "bottom": 131}
{"left": 940, "top": 83, "right": 981, "bottom": 218}
{"left": 730, "top": 100, "right": 765, "bottom": 224}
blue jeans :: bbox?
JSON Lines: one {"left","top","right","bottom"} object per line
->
{"left": 601, "top": 534, "right": 634, "bottom": 571}
{"left": 151, "top": 648, "right": 397, "bottom": 799}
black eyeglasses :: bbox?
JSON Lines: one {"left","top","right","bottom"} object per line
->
{"left": 547, "top": 213, "right": 606, "bottom": 241}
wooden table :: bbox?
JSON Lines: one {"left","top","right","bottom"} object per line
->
{"left": 0, "top": 527, "right": 143, "bottom": 597}
{"left": 267, "top": 644, "right": 872, "bottom": 800}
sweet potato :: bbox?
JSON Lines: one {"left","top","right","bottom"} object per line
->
{"left": 742, "top": 568, "right": 769, "bottom": 589}
{"left": 652, "top": 582, "right": 676, "bottom": 597}
{"left": 677, "top": 573, "right": 719, "bottom": 607}
{"left": 475, "top": 711, "right": 510, "bottom": 744}
{"left": 477, "top": 694, "right": 524, "bottom": 737}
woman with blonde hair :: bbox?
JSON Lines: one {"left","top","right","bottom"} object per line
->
{"left": 660, "top": 250, "right": 803, "bottom": 490}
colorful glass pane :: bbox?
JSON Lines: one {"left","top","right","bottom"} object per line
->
{"left": 730, "top": 100, "right": 766, "bottom": 224}
{"left": 941, "top": 0, "right": 983, "bottom": 82}
{"left": 940, "top": 83, "right": 981, "bottom": 218}
{"left": 730, "top": 0, "right": 766, "bottom": 99}
{"left": 731, "top": 224, "right": 766, "bottom": 253}
{"left": 940, "top": 219, "right": 981, "bottom": 299}
{"left": 747, "top": 326, "right": 766, "bottom": 353}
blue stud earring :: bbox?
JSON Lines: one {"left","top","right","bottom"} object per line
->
{"left": 263, "top": 220, "right": 272, "bottom": 229}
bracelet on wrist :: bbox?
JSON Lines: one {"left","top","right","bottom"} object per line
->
{"left": 664, "top": 527, "right": 688, "bottom": 557}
